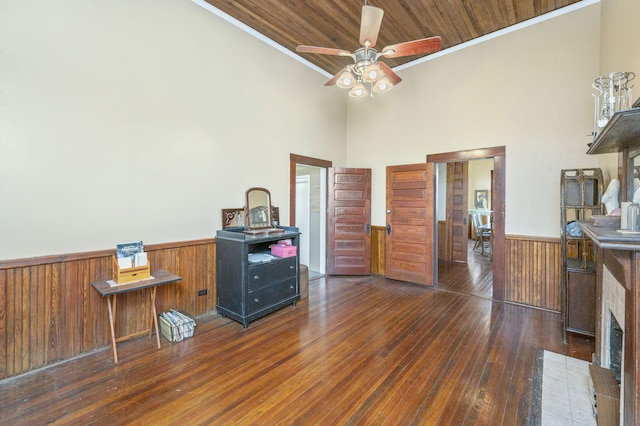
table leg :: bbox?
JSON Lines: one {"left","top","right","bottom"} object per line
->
{"left": 150, "top": 287, "right": 161, "bottom": 349}
{"left": 106, "top": 295, "right": 118, "bottom": 363}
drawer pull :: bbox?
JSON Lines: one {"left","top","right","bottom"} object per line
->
{"left": 289, "top": 265, "right": 294, "bottom": 270}
{"left": 289, "top": 285, "right": 294, "bottom": 289}
{"left": 254, "top": 275, "right": 259, "bottom": 280}
{"left": 254, "top": 298, "right": 259, "bottom": 303}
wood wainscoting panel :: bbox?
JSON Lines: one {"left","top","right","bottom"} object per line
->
{"left": 370, "top": 230, "right": 561, "bottom": 312}
{"left": 0, "top": 239, "right": 216, "bottom": 380}
{"left": 371, "top": 226, "right": 386, "bottom": 276}
{"left": 505, "top": 235, "right": 562, "bottom": 312}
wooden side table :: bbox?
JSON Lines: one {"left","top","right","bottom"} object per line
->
{"left": 91, "top": 270, "right": 182, "bottom": 363}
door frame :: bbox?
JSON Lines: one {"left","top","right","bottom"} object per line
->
{"left": 427, "top": 146, "right": 506, "bottom": 301}
{"left": 295, "top": 175, "right": 311, "bottom": 268}
{"left": 290, "top": 154, "right": 332, "bottom": 275}
{"left": 289, "top": 154, "right": 332, "bottom": 226}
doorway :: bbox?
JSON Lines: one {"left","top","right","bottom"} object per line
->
{"left": 295, "top": 166, "right": 327, "bottom": 277}
{"left": 427, "top": 146, "right": 505, "bottom": 302}
{"left": 435, "top": 159, "right": 494, "bottom": 299}
{"left": 290, "top": 154, "right": 332, "bottom": 279}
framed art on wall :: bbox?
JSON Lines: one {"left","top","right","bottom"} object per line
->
{"left": 474, "top": 190, "right": 489, "bottom": 209}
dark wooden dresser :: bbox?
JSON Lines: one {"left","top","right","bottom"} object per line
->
{"left": 215, "top": 227, "right": 300, "bottom": 328}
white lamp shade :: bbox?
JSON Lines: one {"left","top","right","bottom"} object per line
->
{"left": 336, "top": 70, "right": 356, "bottom": 88}
{"left": 373, "top": 77, "right": 393, "bottom": 92}
{"left": 362, "top": 63, "right": 382, "bottom": 83}
{"left": 349, "top": 82, "right": 368, "bottom": 98}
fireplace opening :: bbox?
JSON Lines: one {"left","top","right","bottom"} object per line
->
{"left": 609, "top": 311, "right": 623, "bottom": 384}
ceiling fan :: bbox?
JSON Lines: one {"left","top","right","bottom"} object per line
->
{"left": 296, "top": 2, "right": 442, "bottom": 99}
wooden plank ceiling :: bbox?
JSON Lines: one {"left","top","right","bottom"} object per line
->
{"left": 202, "top": 0, "right": 582, "bottom": 78}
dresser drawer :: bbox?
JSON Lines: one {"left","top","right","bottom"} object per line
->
{"left": 248, "top": 257, "right": 297, "bottom": 291}
{"left": 248, "top": 278, "right": 297, "bottom": 311}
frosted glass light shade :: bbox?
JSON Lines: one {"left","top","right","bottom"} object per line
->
{"left": 373, "top": 77, "right": 393, "bottom": 92}
{"left": 349, "top": 82, "right": 368, "bottom": 98}
{"left": 336, "top": 71, "right": 356, "bottom": 88}
{"left": 362, "top": 64, "right": 382, "bottom": 83}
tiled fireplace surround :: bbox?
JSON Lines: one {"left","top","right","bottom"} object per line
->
{"left": 601, "top": 265, "right": 625, "bottom": 420}
{"left": 578, "top": 216, "right": 640, "bottom": 425}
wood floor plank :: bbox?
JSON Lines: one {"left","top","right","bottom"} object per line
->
{"left": 0, "top": 255, "right": 593, "bottom": 425}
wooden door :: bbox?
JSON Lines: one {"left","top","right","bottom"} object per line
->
{"left": 326, "top": 167, "right": 371, "bottom": 275}
{"left": 447, "top": 162, "right": 468, "bottom": 263}
{"left": 385, "top": 163, "right": 433, "bottom": 285}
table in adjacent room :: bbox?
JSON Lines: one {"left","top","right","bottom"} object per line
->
{"left": 91, "top": 270, "right": 182, "bottom": 363}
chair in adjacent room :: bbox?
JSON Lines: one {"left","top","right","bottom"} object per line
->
{"left": 472, "top": 210, "right": 492, "bottom": 256}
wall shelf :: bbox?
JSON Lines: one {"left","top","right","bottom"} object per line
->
{"left": 587, "top": 108, "right": 640, "bottom": 155}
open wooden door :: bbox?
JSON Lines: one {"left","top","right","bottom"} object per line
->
{"left": 326, "top": 167, "right": 371, "bottom": 275}
{"left": 385, "top": 163, "right": 433, "bottom": 286}
{"left": 447, "top": 162, "right": 469, "bottom": 263}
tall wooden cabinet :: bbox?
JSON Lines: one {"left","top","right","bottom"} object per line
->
{"left": 560, "top": 168, "right": 603, "bottom": 341}
{"left": 216, "top": 227, "right": 300, "bottom": 328}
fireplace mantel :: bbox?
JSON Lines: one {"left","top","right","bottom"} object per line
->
{"left": 580, "top": 222, "right": 640, "bottom": 252}
{"left": 579, "top": 221, "right": 640, "bottom": 425}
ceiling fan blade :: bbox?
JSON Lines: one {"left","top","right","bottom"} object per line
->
{"left": 325, "top": 70, "right": 342, "bottom": 87}
{"left": 381, "top": 36, "right": 442, "bottom": 58}
{"left": 378, "top": 62, "right": 402, "bottom": 86}
{"left": 359, "top": 5, "right": 384, "bottom": 47}
{"left": 296, "top": 45, "right": 351, "bottom": 56}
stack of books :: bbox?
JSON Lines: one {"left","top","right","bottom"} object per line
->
{"left": 158, "top": 310, "right": 195, "bottom": 342}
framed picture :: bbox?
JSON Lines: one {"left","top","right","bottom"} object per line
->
{"left": 221, "top": 206, "right": 280, "bottom": 229}
{"left": 222, "top": 208, "right": 244, "bottom": 228}
{"left": 474, "top": 190, "right": 489, "bottom": 209}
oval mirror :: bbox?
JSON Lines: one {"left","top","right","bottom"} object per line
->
{"left": 245, "top": 187, "right": 272, "bottom": 230}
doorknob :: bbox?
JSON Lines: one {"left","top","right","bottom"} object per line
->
{"left": 386, "top": 224, "right": 391, "bottom": 234}
{"left": 366, "top": 224, "right": 371, "bottom": 234}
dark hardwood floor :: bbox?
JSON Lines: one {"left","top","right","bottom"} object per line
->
{"left": 437, "top": 240, "right": 494, "bottom": 299}
{"left": 0, "top": 247, "right": 593, "bottom": 425}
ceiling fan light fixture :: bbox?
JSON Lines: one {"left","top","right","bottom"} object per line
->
{"left": 373, "top": 77, "right": 393, "bottom": 92}
{"left": 296, "top": 3, "right": 442, "bottom": 99}
{"left": 336, "top": 70, "right": 356, "bottom": 88}
{"left": 349, "top": 82, "right": 368, "bottom": 99}
{"left": 362, "top": 63, "right": 383, "bottom": 83}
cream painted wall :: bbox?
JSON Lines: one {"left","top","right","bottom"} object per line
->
{"left": 597, "top": 0, "right": 640, "bottom": 186}
{"left": 3, "top": 1, "right": 638, "bottom": 259}
{"left": 600, "top": 0, "right": 640, "bottom": 90}
{"left": 346, "top": 3, "right": 602, "bottom": 238}
{"left": 0, "top": 0, "right": 347, "bottom": 260}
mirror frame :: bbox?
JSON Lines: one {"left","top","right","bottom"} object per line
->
{"left": 244, "top": 187, "right": 273, "bottom": 230}
{"left": 625, "top": 147, "right": 640, "bottom": 203}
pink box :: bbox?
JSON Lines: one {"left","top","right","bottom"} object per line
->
{"left": 270, "top": 244, "right": 297, "bottom": 258}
